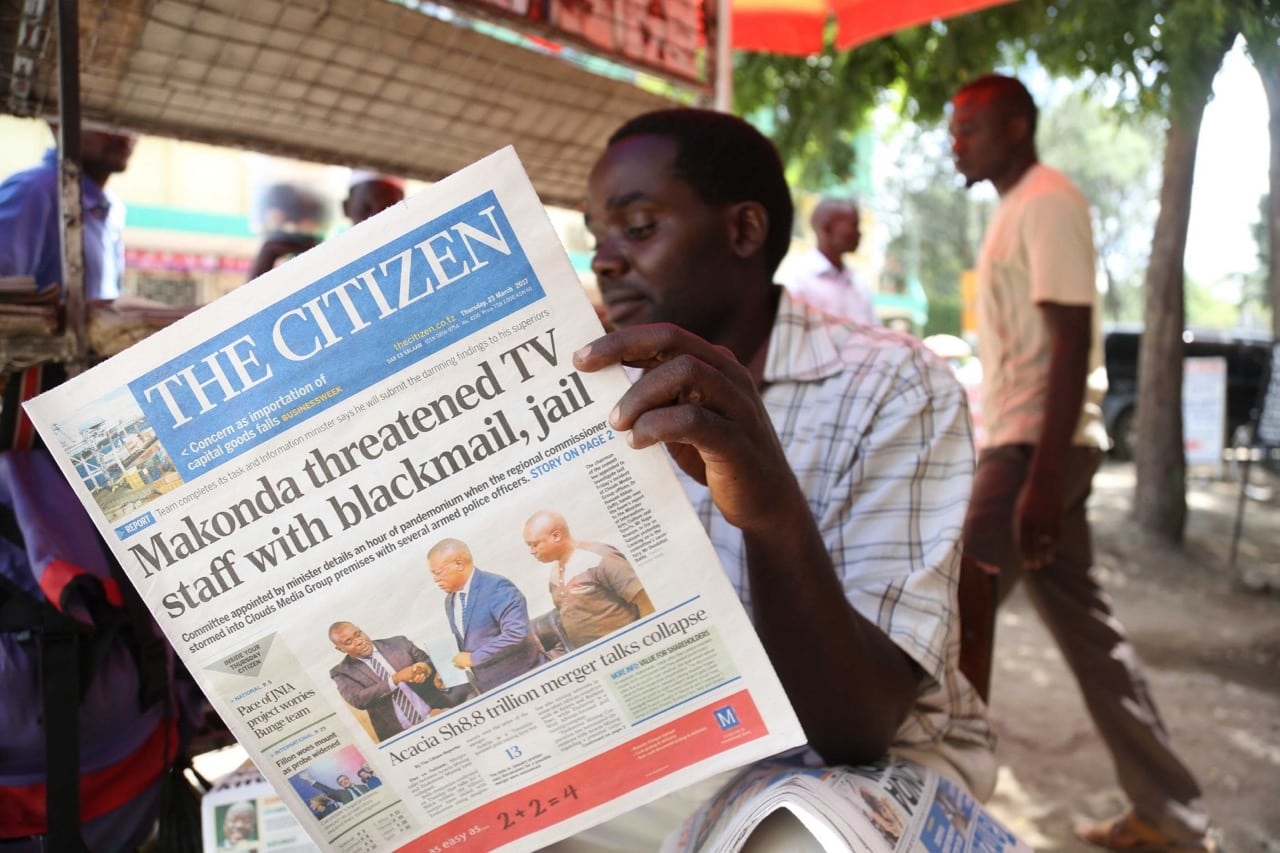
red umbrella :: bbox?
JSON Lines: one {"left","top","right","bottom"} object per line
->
{"left": 729, "top": 0, "right": 1018, "bottom": 55}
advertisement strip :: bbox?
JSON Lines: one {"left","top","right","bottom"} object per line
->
{"left": 26, "top": 148, "right": 804, "bottom": 852}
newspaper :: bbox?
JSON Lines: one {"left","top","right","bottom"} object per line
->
{"left": 663, "top": 760, "right": 1031, "bottom": 853}
{"left": 203, "top": 761, "right": 318, "bottom": 852}
{"left": 25, "top": 148, "right": 805, "bottom": 852}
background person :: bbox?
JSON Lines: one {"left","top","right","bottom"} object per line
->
{"left": 0, "top": 125, "right": 134, "bottom": 302}
{"left": 247, "top": 170, "right": 405, "bottom": 280}
{"left": 428, "top": 538, "right": 547, "bottom": 693}
{"left": 523, "top": 509, "right": 654, "bottom": 650}
{"left": 219, "top": 799, "right": 258, "bottom": 847}
{"left": 0, "top": 126, "right": 136, "bottom": 449}
{"left": 246, "top": 182, "right": 330, "bottom": 280}
{"left": 778, "top": 197, "right": 876, "bottom": 326}
{"left": 950, "top": 73, "right": 1213, "bottom": 852}
{"left": 356, "top": 765, "right": 382, "bottom": 789}
{"left": 307, "top": 794, "right": 339, "bottom": 818}
{"left": 343, "top": 171, "right": 405, "bottom": 226}
{"left": 548, "top": 107, "right": 994, "bottom": 849}
{"left": 300, "top": 772, "right": 369, "bottom": 804}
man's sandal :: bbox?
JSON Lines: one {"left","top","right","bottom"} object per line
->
{"left": 1075, "top": 811, "right": 1218, "bottom": 853}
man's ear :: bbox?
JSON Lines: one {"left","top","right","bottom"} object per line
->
{"left": 726, "top": 201, "right": 769, "bottom": 261}
{"left": 1009, "top": 114, "right": 1032, "bottom": 146}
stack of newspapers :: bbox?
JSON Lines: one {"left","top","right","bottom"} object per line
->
{"left": 664, "top": 761, "right": 1030, "bottom": 853}
{"left": 0, "top": 276, "right": 59, "bottom": 336}
{"left": 87, "top": 293, "right": 199, "bottom": 356}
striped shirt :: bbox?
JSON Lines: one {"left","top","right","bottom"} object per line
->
{"left": 677, "top": 290, "right": 996, "bottom": 797}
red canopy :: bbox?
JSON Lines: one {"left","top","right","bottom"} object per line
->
{"left": 730, "top": 0, "right": 1018, "bottom": 55}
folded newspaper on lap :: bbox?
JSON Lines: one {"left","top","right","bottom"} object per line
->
{"left": 25, "top": 148, "right": 805, "bottom": 852}
{"left": 664, "top": 760, "right": 1031, "bottom": 853}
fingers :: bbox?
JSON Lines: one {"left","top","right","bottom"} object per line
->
{"left": 1021, "top": 533, "right": 1055, "bottom": 570}
{"left": 1016, "top": 483, "right": 1062, "bottom": 572}
{"left": 574, "top": 324, "right": 749, "bottom": 386}
{"left": 573, "top": 324, "right": 798, "bottom": 530}
{"left": 616, "top": 357, "right": 761, "bottom": 450}
{"left": 1018, "top": 521, "right": 1057, "bottom": 570}
{"left": 573, "top": 325, "right": 758, "bottom": 448}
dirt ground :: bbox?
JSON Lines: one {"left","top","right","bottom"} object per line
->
{"left": 984, "top": 459, "right": 1280, "bottom": 852}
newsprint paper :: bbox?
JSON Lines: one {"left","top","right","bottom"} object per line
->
{"left": 25, "top": 148, "right": 805, "bottom": 852}
{"left": 663, "top": 760, "right": 1031, "bottom": 853}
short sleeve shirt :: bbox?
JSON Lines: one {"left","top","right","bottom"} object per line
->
{"left": 0, "top": 148, "right": 124, "bottom": 302}
{"left": 779, "top": 246, "right": 877, "bottom": 326}
{"left": 975, "top": 163, "right": 1107, "bottom": 449}
{"left": 552, "top": 545, "right": 645, "bottom": 649}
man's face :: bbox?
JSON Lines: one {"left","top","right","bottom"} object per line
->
{"left": 430, "top": 549, "right": 472, "bottom": 593}
{"left": 825, "top": 206, "right": 861, "bottom": 255}
{"left": 223, "top": 806, "right": 254, "bottom": 840}
{"left": 358, "top": 768, "right": 374, "bottom": 781}
{"left": 523, "top": 523, "right": 563, "bottom": 564}
{"left": 80, "top": 131, "right": 137, "bottom": 176}
{"left": 948, "top": 91, "right": 1014, "bottom": 188}
{"left": 338, "top": 775, "right": 353, "bottom": 788}
{"left": 585, "top": 135, "right": 739, "bottom": 339}
{"left": 331, "top": 624, "right": 374, "bottom": 658}
{"left": 345, "top": 180, "right": 404, "bottom": 225}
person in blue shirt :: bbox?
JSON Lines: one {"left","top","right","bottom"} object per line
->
{"left": 0, "top": 127, "right": 136, "bottom": 302}
{"left": 0, "top": 126, "right": 136, "bottom": 449}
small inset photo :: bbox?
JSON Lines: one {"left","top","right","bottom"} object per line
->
{"left": 213, "top": 799, "right": 260, "bottom": 850}
{"left": 286, "top": 744, "right": 381, "bottom": 821}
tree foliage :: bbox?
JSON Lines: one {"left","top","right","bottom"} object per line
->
{"left": 1037, "top": 92, "right": 1162, "bottom": 323}
{"left": 734, "top": 19, "right": 1016, "bottom": 189}
{"left": 735, "top": 0, "right": 1278, "bottom": 542}
{"left": 733, "top": 1, "right": 1272, "bottom": 185}
{"left": 875, "top": 92, "right": 1158, "bottom": 339}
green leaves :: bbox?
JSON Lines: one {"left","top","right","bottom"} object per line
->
{"left": 732, "top": 0, "right": 1266, "bottom": 188}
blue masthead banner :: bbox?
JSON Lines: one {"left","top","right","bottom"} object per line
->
{"left": 128, "top": 191, "right": 543, "bottom": 480}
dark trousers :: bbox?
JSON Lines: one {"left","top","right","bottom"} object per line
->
{"left": 964, "top": 444, "right": 1208, "bottom": 840}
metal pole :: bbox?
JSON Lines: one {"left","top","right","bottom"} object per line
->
{"left": 713, "top": 0, "right": 733, "bottom": 112}
{"left": 1229, "top": 452, "right": 1251, "bottom": 570}
{"left": 57, "top": 0, "right": 88, "bottom": 374}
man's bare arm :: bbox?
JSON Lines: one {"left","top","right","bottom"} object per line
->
{"left": 1020, "top": 303, "right": 1092, "bottom": 569}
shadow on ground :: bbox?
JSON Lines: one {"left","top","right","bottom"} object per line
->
{"left": 985, "top": 460, "right": 1280, "bottom": 852}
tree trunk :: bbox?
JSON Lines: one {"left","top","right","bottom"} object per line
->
{"left": 1133, "top": 42, "right": 1231, "bottom": 540}
{"left": 1260, "top": 63, "right": 1280, "bottom": 339}
{"left": 1134, "top": 118, "right": 1195, "bottom": 540}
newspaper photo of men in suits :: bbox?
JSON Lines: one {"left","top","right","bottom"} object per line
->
{"left": 428, "top": 538, "right": 547, "bottom": 693}
{"left": 328, "top": 621, "right": 469, "bottom": 741}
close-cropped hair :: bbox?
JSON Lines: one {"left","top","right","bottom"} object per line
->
{"left": 956, "top": 74, "right": 1039, "bottom": 134}
{"left": 609, "top": 109, "right": 794, "bottom": 273}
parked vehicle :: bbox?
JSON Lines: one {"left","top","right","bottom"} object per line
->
{"left": 1101, "top": 325, "right": 1273, "bottom": 459}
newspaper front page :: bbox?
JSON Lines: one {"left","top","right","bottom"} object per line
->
{"left": 25, "top": 148, "right": 805, "bottom": 852}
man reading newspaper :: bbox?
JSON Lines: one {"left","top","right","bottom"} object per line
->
{"left": 551, "top": 109, "right": 998, "bottom": 849}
